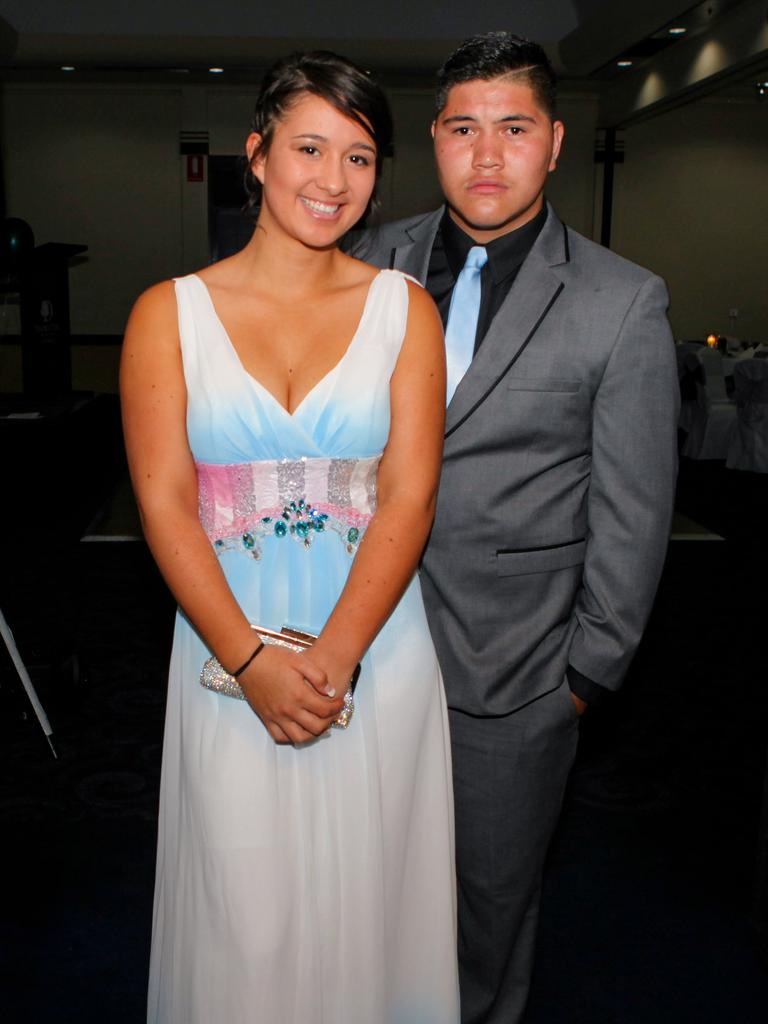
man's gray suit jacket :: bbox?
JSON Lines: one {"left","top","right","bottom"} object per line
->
{"left": 351, "top": 204, "right": 679, "bottom": 715}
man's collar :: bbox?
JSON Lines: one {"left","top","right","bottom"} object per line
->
{"left": 440, "top": 204, "right": 549, "bottom": 283}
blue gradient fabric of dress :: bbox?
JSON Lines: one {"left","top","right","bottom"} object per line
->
{"left": 147, "top": 270, "right": 459, "bottom": 1023}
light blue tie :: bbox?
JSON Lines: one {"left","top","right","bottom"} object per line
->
{"left": 444, "top": 245, "right": 488, "bottom": 404}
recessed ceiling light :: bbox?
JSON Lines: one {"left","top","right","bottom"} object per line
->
{"left": 208, "top": 67, "right": 224, "bottom": 74}
{"left": 61, "top": 65, "right": 76, "bottom": 72}
{"left": 617, "top": 60, "right": 633, "bottom": 68}
{"left": 668, "top": 27, "right": 687, "bottom": 35}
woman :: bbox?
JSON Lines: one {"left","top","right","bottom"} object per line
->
{"left": 120, "top": 52, "right": 459, "bottom": 1022}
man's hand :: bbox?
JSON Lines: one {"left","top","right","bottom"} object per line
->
{"left": 570, "top": 692, "right": 588, "bottom": 717}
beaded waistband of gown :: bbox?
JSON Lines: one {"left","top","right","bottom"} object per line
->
{"left": 196, "top": 455, "right": 380, "bottom": 559}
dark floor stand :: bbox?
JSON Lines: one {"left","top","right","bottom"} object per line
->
{"left": 0, "top": 606, "right": 56, "bottom": 756}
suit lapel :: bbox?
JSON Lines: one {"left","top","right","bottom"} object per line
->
{"left": 388, "top": 208, "right": 442, "bottom": 283}
{"left": 444, "top": 207, "right": 569, "bottom": 438}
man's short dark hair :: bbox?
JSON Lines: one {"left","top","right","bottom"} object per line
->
{"left": 435, "top": 31, "right": 557, "bottom": 119}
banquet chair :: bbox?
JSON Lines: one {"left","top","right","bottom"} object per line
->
{"left": 682, "top": 352, "right": 737, "bottom": 459}
{"left": 675, "top": 341, "right": 702, "bottom": 357}
{"left": 726, "top": 361, "right": 768, "bottom": 473}
{"left": 697, "top": 349, "right": 728, "bottom": 400}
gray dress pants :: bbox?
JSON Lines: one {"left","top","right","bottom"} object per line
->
{"left": 449, "top": 679, "right": 579, "bottom": 1024}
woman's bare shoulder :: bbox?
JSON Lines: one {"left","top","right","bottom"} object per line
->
{"left": 124, "top": 280, "right": 179, "bottom": 355}
{"left": 130, "top": 279, "right": 177, "bottom": 317}
{"left": 191, "top": 252, "right": 243, "bottom": 289}
{"left": 403, "top": 275, "right": 440, "bottom": 324}
{"left": 338, "top": 252, "right": 382, "bottom": 287}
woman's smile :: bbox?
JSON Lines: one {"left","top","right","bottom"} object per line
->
{"left": 298, "top": 196, "right": 344, "bottom": 219}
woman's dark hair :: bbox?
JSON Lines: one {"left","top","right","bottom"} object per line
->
{"left": 435, "top": 31, "right": 557, "bottom": 120}
{"left": 244, "top": 50, "right": 393, "bottom": 216}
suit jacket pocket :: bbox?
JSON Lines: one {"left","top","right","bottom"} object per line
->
{"left": 506, "top": 377, "right": 582, "bottom": 393}
{"left": 496, "top": 539, "right": 586, "bottom": 577}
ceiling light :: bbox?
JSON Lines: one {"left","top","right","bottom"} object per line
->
{"left": 61, "top": 65, "right": 76, "bottom": 72}
{"left": 668, "top": 27, "right": 687, "bottom": 35}
{"left": 208, "top": 67, "right": 224, "bottom": 74}
{"left": 617, "top": 60, "right": 633, "bottom": 68}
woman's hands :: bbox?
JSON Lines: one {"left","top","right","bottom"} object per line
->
{"left": 237, "top": 645, "right": 346, "bottom": 745}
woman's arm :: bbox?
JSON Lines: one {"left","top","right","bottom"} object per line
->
{"left": 120, "top": 282, "right": 344, "bottom": 743}
{"left": 310, "top": 279, "right": 446, "bottom": 687}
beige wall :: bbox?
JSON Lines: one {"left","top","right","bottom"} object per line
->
{"left": 611, "top": 95, "right": 768, "bottom": 342}
{"left": 0, "top": 81, "right": 599, "bottom": 393}
{"left": 1, "top": 83, "right": 198, "bottom": 391}
{"left": 546, "top": 93, "right": 600, "bottom": 238}
{"left": 3, "top": 85, "right": 185, "bottom": 336}
{"left": 0, "top": 81, "right": 601, "bottom": 345}
{"left": 31, "top": 78, "right": 768, "bottom": 396}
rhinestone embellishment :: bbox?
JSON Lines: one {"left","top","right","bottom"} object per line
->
{"left": 265, "top": 499, "right": 329, "bottom": 546}
{"left": 213, "top": 497, "right": 365, "bottom": 560}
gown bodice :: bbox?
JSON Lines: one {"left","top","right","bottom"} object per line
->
{"left": 176, "top": 270, "right": 412, "bottom": 564}
{"left": 176, "top": 269, "right": 410, "bottom": 465}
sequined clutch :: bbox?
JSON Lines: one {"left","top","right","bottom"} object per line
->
{"left": 200, "top": 624, "right": 359, "bottom": 729}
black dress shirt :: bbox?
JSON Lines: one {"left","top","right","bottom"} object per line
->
{"left": 425, "top": 204, "right": 605, "bottom": 707}
{"left": 426, "top": 204, "right": 548, "bottom": 352}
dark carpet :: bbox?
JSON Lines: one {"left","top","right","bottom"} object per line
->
{"left": 2, "top": 457, "right": 768, "bottom": 1023}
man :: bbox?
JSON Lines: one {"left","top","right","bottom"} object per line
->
{"left": 351, "top": 31, "right": 679, "bottom": 1024}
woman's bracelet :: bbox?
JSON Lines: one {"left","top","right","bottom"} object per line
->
{"left": 231, "top": 642, "right": 265, "bottom": 678}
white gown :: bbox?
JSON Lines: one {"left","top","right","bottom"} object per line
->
{"left": 147, "top": 270, "right": 460, "bottom": 1023}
